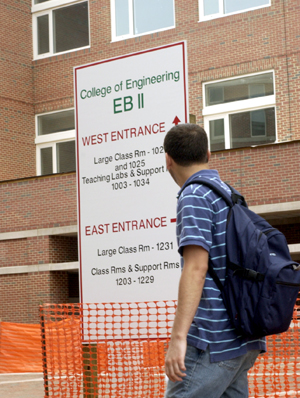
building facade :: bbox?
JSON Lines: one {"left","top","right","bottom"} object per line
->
{"left": 1, "top": 0, "right": 300, "bottom": 323}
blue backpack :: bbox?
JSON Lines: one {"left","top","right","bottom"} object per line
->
{"left": 185, "top": 178, "right": 300, "bottom": 338}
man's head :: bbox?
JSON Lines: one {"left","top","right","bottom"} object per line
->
{"left": 164, "top": 123, "right": 209, "bottom": 166}
{"left": 164, "top": 124, "right": 210, "bottom": 187}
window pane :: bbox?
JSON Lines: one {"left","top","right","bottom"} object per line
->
{"left": 209, "top": 119, "right": 225, "bottom": 151}
{"left": 35, "top": 0, "right": 50, "bottom": 3}
{"left": 115, "top": 0, "right": 130, "bottom": 36}
{"left": 251, "top": 110, "right": 266, "bottom": 136}
{"left": 230, "top": 108, "right": 275, "bottom": 149}
{"left": 57, "top": 141, "right": 76, "bottom": 173}
{"left": 133, "top": 0, "right": 174, "bottom": 35}
{"left": 38, "top": 110, "right": 75, "bottom": 136}
{"left": 53, "top": 2, "right": 89, "bottom": 54}
{"left": 41, "top": 147, "right": 53, "bottom": 175}
{"left": 205, "top": 73, "right": 273, "bottom": 106}
{"left": 204, "top": 0, "right": 219, "bottom": 16}
{"left": 37, "top": 15, "right": 49, "bottom": 55}
{"left": 224, "top": 0, "right": 269, "bottom": 14}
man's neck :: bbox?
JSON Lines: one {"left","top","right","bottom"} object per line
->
{"left": 176, "top": 163, "right": 210, "bottom": 188}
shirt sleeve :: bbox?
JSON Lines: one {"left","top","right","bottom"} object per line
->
{"left": 176, "top": 188, "right": 213, "bottom": 256}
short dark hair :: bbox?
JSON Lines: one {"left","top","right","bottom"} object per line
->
{"left": 164, "top": 123, "right": 208, "bottom": 166}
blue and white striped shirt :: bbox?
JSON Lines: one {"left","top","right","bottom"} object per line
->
{"left": 176, "top": 169, "right": 266, "bottom": 362}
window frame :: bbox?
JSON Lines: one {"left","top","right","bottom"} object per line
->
{"left": 32, "top": 0, "right": 90, "bottom": 60}
{"left": 35, "top": 109, "right": 76, "bottom": 175}
{"left": 199, "top": 0, "right": 271, "bottom": 22}
{"left": 203, "top": 71, "right": 277, "bottom": 151}
{"left": 111, "top": 0, "right": 175, "bottom": 42}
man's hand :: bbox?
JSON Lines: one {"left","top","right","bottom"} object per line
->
{"left": 165, "top": 337, "right": 187, "bottom": 382}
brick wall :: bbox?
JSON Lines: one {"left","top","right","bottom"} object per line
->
{"left": 0, "top": 172, "right": 77, "bottom": 234}
{"left": 0, "top": 236, "right": 78, "bottom": 268}
{"left": 49, "top": 236, "right": 78, "bottom": 263}
{"left": 0, "top": 0, "right": 35, "bottom": 180}
{"left": 210, "top": 140, "right": 300, "bottom": 206}
{"left": 0, "top": 271, "right": 69, "bottom": 323}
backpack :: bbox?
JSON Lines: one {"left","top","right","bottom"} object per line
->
{"left": 184, "top": 177, "right": 300, "bottom": 338}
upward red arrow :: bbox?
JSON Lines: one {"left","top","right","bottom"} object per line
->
{"left": 172, "top": 116, "right": 181, "bottom": 125}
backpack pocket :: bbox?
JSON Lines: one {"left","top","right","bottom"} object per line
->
{"left": 254, "top": 262, "right": 300, "bottom": 336}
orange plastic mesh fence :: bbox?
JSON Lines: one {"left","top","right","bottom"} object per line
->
{"left": 39, "top": 302, "right": 300, "bottom": 398}
{"left": 40, "top": 302, "right": 175, "bottom": 398}
{"left": 0, "top": 302, "right": 298, "bottom": 396}
{"left": 0, "top": 321, "right": 43, "bottom": 373}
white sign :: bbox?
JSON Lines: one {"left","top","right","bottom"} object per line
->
{"left": 75, "top": 42, "right": 188, "bottom": 304}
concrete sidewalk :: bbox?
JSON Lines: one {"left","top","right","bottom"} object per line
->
{"left": 0, "top": 373, "right": 45, "bottom": 398}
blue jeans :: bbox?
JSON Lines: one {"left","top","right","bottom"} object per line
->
{"left": 165, "top": 345, "right": 259, "bottom": 398}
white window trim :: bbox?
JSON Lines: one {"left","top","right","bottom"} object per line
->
{"left": 111, "top": 0, "right": 175, "bottom": 42}
{"left": 36, "top": 139, "right": 75, "bottom": 175}
{"left": 204, "top": 106, "right": 276, "bottom": 149}
{"left": 32, "top": 0, "right": 90, "bottom": 60}
{"left": 35, "top": 109, "right": 75, "bottom": 175}
{"left": 203, "top": 70, "right": 275, "bottom": 113}
{"left": 203, "top": 71, "right": 277, "bottom": 150}
{"left": 35, "top": 130, "right": 75, "bottom": 145}
{"left": 32, "top": 0, "right": 79, "bottom": 13}
{"left": 202, "top": 94, "right": 275, "bottom": 116}
{"left": 199, "top": 0, "right": 271, "bottom": 22}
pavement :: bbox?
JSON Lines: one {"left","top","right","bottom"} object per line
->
{"left": 0, "top": 373, "right": 45, "bottom": 398}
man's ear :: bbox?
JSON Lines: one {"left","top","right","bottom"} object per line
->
{"left": 207, "top": 150, "right": 211, "bottom": 163}
{"left": 165, "top": 153, "right": 173, "bottom": 171}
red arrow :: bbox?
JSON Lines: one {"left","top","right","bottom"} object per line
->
{"left": 172, "top": 116, "right": 181, "bottom": 125}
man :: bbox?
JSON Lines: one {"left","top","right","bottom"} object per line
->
{"left": 164, "top": 124, "right": 265, "bottom": 398}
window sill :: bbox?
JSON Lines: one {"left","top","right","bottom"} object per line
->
{"left": 33, "top": 45, "right": 90, "bottom": 63}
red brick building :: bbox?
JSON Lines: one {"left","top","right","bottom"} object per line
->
{"left": 1, "top": 0, "right": 300, "bottom": 323}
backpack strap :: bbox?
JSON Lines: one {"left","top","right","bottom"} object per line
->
{"left": 181, "top": 178, "right": 233, "bottom": 207}
{"left": 180, "top": 177, "right": 247, "bottom": 290}
{"left": 224, "top": 183, "right": 248, "bottom": 208}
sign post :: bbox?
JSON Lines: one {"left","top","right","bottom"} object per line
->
{"left": 75, "top": 42, "right": 188, "bottom": 304}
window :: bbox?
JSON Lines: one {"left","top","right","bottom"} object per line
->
{"left": 200, "top": 0, "right": 270, "bottom": 20}
{"left": 33, "top": 0, "right": 89, "bottom": 59}
{"left": 203, "top": 72, "right": 276, "bottom": 151}
{"left": 36, "top": 109, "right": 76, "bottom": 175}
{"left": 111, "top": 0, "right": 175, "bottom": 41}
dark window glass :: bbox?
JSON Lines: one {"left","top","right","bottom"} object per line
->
{"left": 209, "top": 119, "right": 225, "bottom": 151}
{"left": 41, "top": 147, "right": 53, "bottom": 175}
{"left": 53, "top": 2, "right": 89, "bottom": 53}
{"left": 206, "top": 73, "right": 274, "bottom": 106}
{"left": 230, "top": 108, "right": 275, "bottom": 149}
{"left": 37, "top": 15, "right": 49, "bottom": 55}
{"left": 57, "top": 141, "right": 76, "bottom": 173}
{"left": 38, "top": 110, "right": 75, "bottom": 136}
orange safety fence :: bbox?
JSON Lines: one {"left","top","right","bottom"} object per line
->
{"left": 0, "top": 321, "right": 43, "bottom": 373}
{"left": 1, "top": 302, "right": 300, "bottom": 397}
{"left": 39, "top": 302, "right": 300, "bottom": 398}
{"left": 40, "top": 302, "right": 175, "bottom": 398}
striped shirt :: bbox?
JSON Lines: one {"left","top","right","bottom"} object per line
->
{"left": 176, "top": 169, "right": 266, "bottom": 362}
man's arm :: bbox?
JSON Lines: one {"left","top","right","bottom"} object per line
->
{"left": 165, "top": 245, "right": 208, "bottom": 382}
